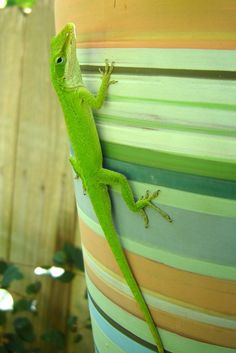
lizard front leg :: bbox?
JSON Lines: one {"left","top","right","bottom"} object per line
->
{"left": 78, "top": 60, "right": 116, "bottom": 109}
{"left": 69, "top": 156, "right": 86, "bottom": 194}
{"left": 96, "top": 168, "right": 172, "bottom": 227}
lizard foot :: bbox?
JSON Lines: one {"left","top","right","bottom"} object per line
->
{"left": 99, "top": 59, "right": 118, "bottom": 86}
{"left": 136, "top": 190, "right": 173, "bottom": 227}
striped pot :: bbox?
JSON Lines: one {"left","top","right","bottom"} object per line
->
{"left": 54, "top": 1, "right": 236, "bottom": 352}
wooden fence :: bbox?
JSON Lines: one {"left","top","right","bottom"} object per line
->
{"left": 0, "top": 1, "right": 93, "bottom": 351}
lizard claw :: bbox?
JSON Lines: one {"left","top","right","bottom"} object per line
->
{"left": 99, "top": 59, "right": 117, "bottom": 87}
{"left": 140, "top": 209, "right": 149, "bottom": 228}
{"left": 108, "top": 79, "right": 118, "bottom": 86}
{"left": 99, "top": 59, "right": 115, "bottom": 76}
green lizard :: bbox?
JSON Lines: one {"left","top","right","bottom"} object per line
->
{"left": 50, "top": 23, "right": 172, "bottom": 353}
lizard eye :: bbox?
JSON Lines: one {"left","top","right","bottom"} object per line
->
{"left": 56, "top": 57, "right": 64, "bottom": 64}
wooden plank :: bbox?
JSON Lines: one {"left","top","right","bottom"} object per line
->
{"left": 0, "top": 2, "right": 93, "bottom": 352}
{"left": 9, "top": 0, "right": 76, "bottom": 265}
{"left": 0, "top": 7, "right": 25, "bottom": 259}
{"left": 4, "top": 0, "right": 76, "bottom": 342}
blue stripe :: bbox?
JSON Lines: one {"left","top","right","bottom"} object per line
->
{"left": 75, "top": 180, "right": 236, "bottom": 267}
{"left": 89, "top": 297, "right": 155, "bottom": 353}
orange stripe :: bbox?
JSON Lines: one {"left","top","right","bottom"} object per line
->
{"left": 79, "top": 219, "right": 236, "bottom": 316}
{"left": 55, "top": 0, "right": 236, "bottom": 49}
{"left": 86, "top": 265, "right": 236, "bottom": 348}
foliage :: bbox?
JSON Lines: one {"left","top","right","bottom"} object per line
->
{"left": 0, "top": 243, "right": 90, "bottom": 353}
{"left": 0, "top": 0, "right": 37, "bottom": 15}
{"left": 5, "top": 0, "right": 35, "bottom": 8}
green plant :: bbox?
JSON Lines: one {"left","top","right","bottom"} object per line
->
{"left": 0, "top": 0, "right": 36, "bottom": 14}
{"left": 0, "top": 243, "right": 90, "bottom": 353}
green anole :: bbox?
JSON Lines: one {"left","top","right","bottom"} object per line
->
{"left": 50, "top": 23, "right": 172, "bottom": 353}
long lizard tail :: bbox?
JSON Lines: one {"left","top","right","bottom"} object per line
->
{"left": 87, "top": 184, "right": 164, "bottom": 353}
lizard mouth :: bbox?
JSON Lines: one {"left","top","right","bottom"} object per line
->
{"left": 63, "top": 24, "right": 77, "bottom": 81}
{"left": 64, "top": 23, "right": 76, "bottom": 52}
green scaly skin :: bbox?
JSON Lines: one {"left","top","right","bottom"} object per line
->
{"left": 50, "top": 23, "right": 172, "bottom": 353}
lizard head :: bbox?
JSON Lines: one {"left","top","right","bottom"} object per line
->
{"left": 50, "top": 23, "right": 82, "bottom": 91}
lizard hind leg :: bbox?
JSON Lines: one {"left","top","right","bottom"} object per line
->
{"left": 96, "top": 168, "right": 172, "bottom": 227}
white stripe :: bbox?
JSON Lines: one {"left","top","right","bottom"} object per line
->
{"left": 84, "top": 247, "right": 236, "bottom": 330}
{"left": 96, "top": 122, "right": 236, "bottom": 161}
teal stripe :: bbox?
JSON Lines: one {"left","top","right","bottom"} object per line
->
{"left": 101, "top": 141, "right": 236, "bottom": 180}
{"left": 75, "top": 179, "right": 236, "bottom": 272}
{"left": 86, "top": 275, "right": 236, "bottom": 353}
{"left": 104, "top": 158, "right": 236, "bottom": 199}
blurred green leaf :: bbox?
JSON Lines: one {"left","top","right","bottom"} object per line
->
{"left": 6, "top": 0, "right": 17, "bottom": 5}
{"left": 32, "top": 349, "right": 48, "bottom": 353}
{"left": 7, "top": 0, "right": 35, "bottom": 7}
{"left": 85, "top": 322, "right": 92, "bottom": 330}
{"left": 26, "top": 281, "right": 41, "bottom": 295}
{"left": 0, "top": 345, "right": 8, "bottom": 353}
{"left": 0, "top": 261, "right": 8, "bottom": 275}
{"left": 5, "top": 333, "right": 30, "bottom": 353}
{"left": 13, "top": 299, "right": 33, "bottom": 313}
{"left": 67, "top": 315, "right": 77, "bottom": 332}
{"left": 71, "top": 247, "right": 84, "bottom": 272}
{"left": 84, "top": 289, "right": 88, "bottom": 300}
{"left": 13, "top": 317, "right": 36, "bottom": 342}
{"left": 53, "top": 250, "right": 67, "bottom": 266}
{"left": 41, "top": 329, "right": 65, "bottom": 349}
{"left": 63, "top": 243, "right": 84, "bottom": 271}
{"left": 2, "top": 264, "right": 23, "bottom": 288}
{"left": 74, "top": 333, "right": 83, "bottom": 343}
{"left": 55, "top": 271, "right": 75, "bottom": 283}
{"left": 0, "top": 310, "right": 6, "bottom": 325}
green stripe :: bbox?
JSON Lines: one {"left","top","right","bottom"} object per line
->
{"left": 79, "top": 206, "right": 236, "bottom": 281}
{"left": 128, "top": 180, "right": 236, "bottom": 217}
{"left": 96, "top": 114, "right": 236, "bottom": 138}
{"left": 101, "top": 141, "right": 236, "bottom": 181}
{"left": 106, "top": 95, "right": 236, "bottom": 111}
{"left": 86, "top": 275, "right": 236, "bottom": 353}
{"left": 85, "top": 74, "right": 236, "bottom": 106}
